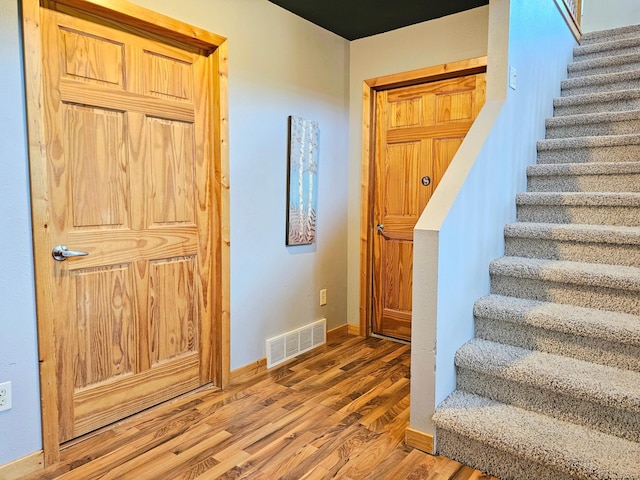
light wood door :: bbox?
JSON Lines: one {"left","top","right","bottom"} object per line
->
{"left": 38, "top": 3, "right": 216, "bottom": 442}
{"left": 372, "top": 73, "right": 486, "bottom": 341}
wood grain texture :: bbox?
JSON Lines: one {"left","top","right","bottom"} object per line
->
{"left": 19, "top": 334, "right": 498, "bottom": 480}
{"left": 47, "top": 0, "right": 226, "bottom": 53}
{"left": 371, "top": 72, "right": 486, "bottom": 341}
{"left": 0, "top": 451, "right": 45, "bottom": 480}
{"left": 211, "top": 40, "right": 231, "bottom": 388}
{"left": 22, "top": 0, "right": 63, "bottom": 463}
{"left": 359, "top": 58, "right": 487, "bottom": 342}
{"left": 365, "top": 57, "right": 488, "bottom": 90}
{"left": 22, "top": 0, "right": 229, "bottom": 462}
{"left": 556, "top": 0, "right": 582, "bottom": 40}
{"left": 41, "top": 6, "right": 215, "bottom": 442}
{"left": 359, "top": 82, "right": 375, "bottom": 337}
{"left": 406, "top": 426, "right": 435, "bottom": 454}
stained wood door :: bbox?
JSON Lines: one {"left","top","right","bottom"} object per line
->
{"left": 372, "top": 73, "right": 486, "bottom": 341}
{"left": 38, "top": 3, "right": 216, "bottom": 442}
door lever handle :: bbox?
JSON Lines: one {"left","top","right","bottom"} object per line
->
{"left": 52, "top": 245, "right": 89, "bottom": 261}
{"left": 376, "top": 224, "right": 384, "bottom": 233}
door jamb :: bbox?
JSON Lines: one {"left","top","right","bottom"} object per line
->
{"left": 358, "top": 57, "right": 488, "bottom": 337}
{"left": 21, "top": 0, "right": 230, "bottom": 465}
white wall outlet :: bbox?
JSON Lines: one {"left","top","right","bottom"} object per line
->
{"left": 0, "top": 381, "right": 12, "bottom": 412}
{"left": 320, "top": 289, "right": 327, "bottom": 306}
{"left": 509, "top": 66, "right": 517, "bottom": 90}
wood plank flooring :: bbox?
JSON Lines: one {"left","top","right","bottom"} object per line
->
{"left": 23, "top": 333, "right": 498, "bottom": 479}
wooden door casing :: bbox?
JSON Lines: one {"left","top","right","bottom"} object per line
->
{"left": 372, "top": 73, "right": 486, "bottom": 341}
{"left": 22, "top": 0, "right": 229, "bottom": 461}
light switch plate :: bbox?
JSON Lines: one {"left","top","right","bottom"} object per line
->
{"left": 509, "top": 66, "right": 517, "bottom": 90}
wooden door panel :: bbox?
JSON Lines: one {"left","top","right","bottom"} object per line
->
{"left": 388, "top": 97, "right": 421, "bottom": 129}
{"left": 149, "top": 256, "right": 198, "bottom": 364}
{"left": 72, "top": 264, "right": 136, "bottom": 388}
{"left": 382, "top": 240, "right": 413, "bottom": 311}
{"left": 433, "top": 137, "right": 464, "bottom": 191}
{"left": 67, "top": 105, "right": 128, "bottom": 228}
{"left": 60, "top": 27, "right": 125, "bottom": 87}
{"left": 373, "top": 72, "right": 486, "bottom": 341}
{"left": 435, "top": 90, "right": 474, "bottom": 123}
{"left": 149, "top": 118, "right": 196, "bottom": 225}
{"left": 378, "top": 235, "right": 413, "bottom": 339}
{"left": 144, "top": 51, "right": 194, "bottom": 101}
{"left": 384, "top": 142, "right": 421, "bottom": 217}
{"left": 72, "top": 354, "right": 200, "bottom": 437}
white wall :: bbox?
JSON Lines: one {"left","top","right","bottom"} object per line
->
{"left": 0, "top": 0, "right": 349, "bottom": 465}
{"left": 410, "top": 0, "right": 577, "bottom": 440}
{"left": 582, "top": 0, "right": 640, "bottom": 32}
{"left": 0, "top": 0, "right": 42, "bottom": 466}
{"left": 347, "top": 6, "right": 491, "bottom": 328}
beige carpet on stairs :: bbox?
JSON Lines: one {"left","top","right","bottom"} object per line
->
{"left": 432, "top": 23, "right": 640, "bottom": 480}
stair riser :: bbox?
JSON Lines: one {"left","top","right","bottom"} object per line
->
{"left": 436, "top": 429, "right": 575, "bottom": 480}
{"left": 554, "top": 97, "right": 640, "bottom": 116}
{"left": 504, "top": 236, "right": 640, "bottom": 267}
{"left": 457, "top": 367, "right": 640, "bottom": 443}
{"left": 562, "top": 78, "right": 640, "bottom": 97}
{"left": 568, "top": 59, "right": 640, "bottom": 79}
{"left": 475, "top": 317, "right": 640, "bottom": 372}
{"left": 516, "top": 204, "right": 640, "bottom": 226}
{"left": 545, "top": 118, "right": 640, "bottom": 139}
{"left": 490, "top": 275, "right": 640, "bottom": 315}
{"left": 527, "top": 173, "right": 640, "bottom": 192}
{"left": 575, "top": 44, "right": 640, "bottom": 62}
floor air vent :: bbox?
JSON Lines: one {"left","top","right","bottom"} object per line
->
{"left": 266, "top": 318, "right": 326, "bottom": 368}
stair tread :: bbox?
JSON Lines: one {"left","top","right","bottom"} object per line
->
{"left": 489, "top": 256, "right": 640, "bottom": 291}
{"left": 475, "top": 294, "right": 640, "bottom": 347}
{"left": 528, "top": 161, "right": 640, "bottom": 175}
{"left": 554, "top": 88, "right": 640, "bottom": 107}
{"left": 581, "top": 24, "right": 640, "bottom": 45}
{"left": 546, "top": 109, "right": 640, "bottom": 128}
{"left": 434, "top": 391, "right": 640, "bottom": 480}
{"left": 456, "top": 338, "right": 640, "bottom": 410}
{"left": 568, "top": 52, "right": 640, "bottom": 75}
{"left": 517, "top": 191, "right": 640, "bottom": 206}
{"left": 538, "top": 133, "right": 640, "bottom": 149}
{"left": 562, "top": 69, "right": 640, "bottom": 91}
{"left": 574, "top": 35, "right": 640, "bottom": 58}
{"left": 504, "top": 222, "right": 640, "bottom": 244}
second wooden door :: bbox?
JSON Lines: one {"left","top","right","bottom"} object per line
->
{"left": 372, "top": 73, "right": 486, "bottom": 341}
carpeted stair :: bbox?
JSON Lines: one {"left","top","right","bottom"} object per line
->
{"left": 432, "top": 24, "right": 640, "bottom": 480}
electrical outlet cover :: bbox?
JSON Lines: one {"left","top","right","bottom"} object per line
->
{"left": 0, "top": 381, "right": 11, "bottom": 412}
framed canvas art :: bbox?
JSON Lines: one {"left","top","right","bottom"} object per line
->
{"left": 286, "top": 116, "right": 319, "bottom": 245}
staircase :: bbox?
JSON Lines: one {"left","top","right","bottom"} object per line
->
{"left": 432, "top": 25, "right": 640, "bottom": 480}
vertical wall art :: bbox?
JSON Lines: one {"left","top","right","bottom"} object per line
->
{"left": 286, "top": 115, "right": 319, "bottom": 245}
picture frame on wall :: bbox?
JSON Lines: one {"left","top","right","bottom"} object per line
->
{"left": 286, "top": 115, "right": 319, "bottom": 246}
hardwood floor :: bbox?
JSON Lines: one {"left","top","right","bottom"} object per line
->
{"left": 23, "top": 333, "right": 498, "bottom": 479}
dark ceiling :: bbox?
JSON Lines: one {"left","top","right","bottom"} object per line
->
{"left": 268, "top": 0, "right": 490, "bottom": 41}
